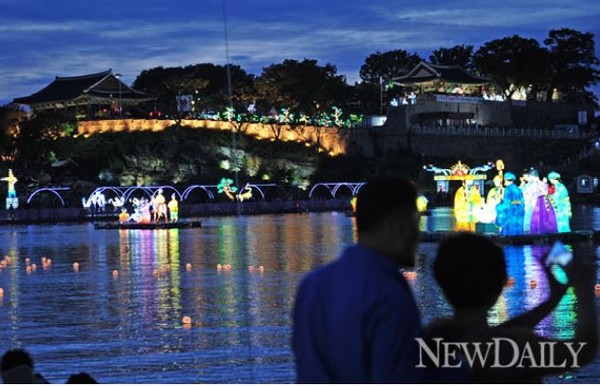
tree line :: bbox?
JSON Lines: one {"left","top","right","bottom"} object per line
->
{"left": 132, "top": 28, "right": 598, "bottom": 119}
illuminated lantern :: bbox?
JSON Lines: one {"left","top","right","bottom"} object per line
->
{"left": 182, "top": 316, "right": 192, "bottom": 325}
{"left": 529, "top": 279, "right": 537, "bottom": 288}
{"left": 118, "top": 209, "right": 130, "bottom": 223}
{"left": 217, "top": 178, "right": 238, "bottom": 201}
{"left": 547, "top": 171, "right": 572, "bottom": 233}
{"left": 168, "top": 195, "right": 179, "bottom": 222}
{"left": 416, "top": 195, "right": 428, "bottom": 212}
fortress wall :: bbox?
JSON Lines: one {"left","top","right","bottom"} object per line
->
{"left": 77, "top": 119, "right": 349, "bottom": 155}
{"left": 407, "top": 134, "right": 582, "bottom": 170}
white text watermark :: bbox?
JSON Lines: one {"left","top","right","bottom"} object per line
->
{"left": 415, "top": 337, "right": 586, "bottom": 369}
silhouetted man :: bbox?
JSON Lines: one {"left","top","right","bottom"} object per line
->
{"left": 292, "top": 176, "right": 425, "bottom": 383}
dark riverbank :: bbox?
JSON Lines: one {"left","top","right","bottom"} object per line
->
{"left": 0, "top": 198, "right": 351, "bottom": 224}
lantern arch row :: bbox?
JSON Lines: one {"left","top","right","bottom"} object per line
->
{"left": 25, "top": 182, "right": 372, "bottom": 207}
{"left": 308, "top": 182, "right": 366, "bottom": 199}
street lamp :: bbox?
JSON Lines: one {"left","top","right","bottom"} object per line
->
{"left": 379, "top": 76, "right": 384, "bottom": 115}
{"left": 115, "top": 73, "right": 123, "bottom": 118}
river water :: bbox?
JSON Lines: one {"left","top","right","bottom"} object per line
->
{"left": 0, "top": 207, "right": 598, "bottom": 383}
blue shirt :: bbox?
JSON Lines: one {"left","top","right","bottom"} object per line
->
{"left": 292, "top": 244, "right": 425, "bottom": 383}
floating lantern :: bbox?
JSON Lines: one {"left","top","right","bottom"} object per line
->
{"left": 530, "top": 279, "right": 537, "bottom": 288}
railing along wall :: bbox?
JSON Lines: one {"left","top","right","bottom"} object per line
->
{"left": 410, "top": 125, "right": 593, "bottom": 140}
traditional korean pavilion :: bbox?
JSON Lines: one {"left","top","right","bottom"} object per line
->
{"left": 13, "top": 69, "right": 153, "bottom": 117}
{"left": 389, "top": 62, "right": 494, "bottom": 128}
{"left": 393, "top": 61, "right": 489, "bottom": 95}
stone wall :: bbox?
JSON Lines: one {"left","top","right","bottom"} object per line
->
{"left": 408, "top": 134, "right": 583, "bottom": 169}
{"left": 368, "top": 97, "right": 591, "bottom": 165}
{"left": 77, "top": 119, "right": 350, "bottom": 155}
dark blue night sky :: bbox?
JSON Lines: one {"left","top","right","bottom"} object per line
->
{"left": 1, "top": 0, "right": 599, "bottom": 104}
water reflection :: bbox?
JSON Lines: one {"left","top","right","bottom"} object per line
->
{"left": 0, "top": 211, "right": 596, "bottom": 383}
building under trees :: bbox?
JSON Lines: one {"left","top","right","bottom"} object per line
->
{"left": 13, "top": 70, "right": 154, "bottom": 119}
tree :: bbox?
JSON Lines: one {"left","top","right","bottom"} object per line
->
{"left": 358, "top": 50, "right": 422, "bottom": 114}
{"left": 13, "top": 112, "right": 65, "bottom": 182}
{"left": 543, "top": 28, "right": 600, "bottom": 104}
{"left": 132, "top": 64, "right": 256, "bottom": 118}
{"left": 347, "top": 82, "right": 380, "bottom": 115}
{"left": 474, "top": 35, "right": 551, "bottom": 99}
{"left": 359, "top": 50, "right": 422, "bottom": 85}
{"left": 0, "top": 104, "right": 25, "bottom": 162}
{"left": 254, "top": 59, "right": 349, "bottom": 116}
{"left": 429, "top": 45, "right": 475, "bottom": 71}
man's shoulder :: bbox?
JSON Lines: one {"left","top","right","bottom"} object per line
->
{"left": 297, "top": 257, "right": 340, "bottom": 291}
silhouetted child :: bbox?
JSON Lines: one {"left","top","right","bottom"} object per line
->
{"left": 428, "top": 233, "right": 597, "bottom": 382}
{"left": 67, "top": 372, "right": 98, "bottom": 383}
